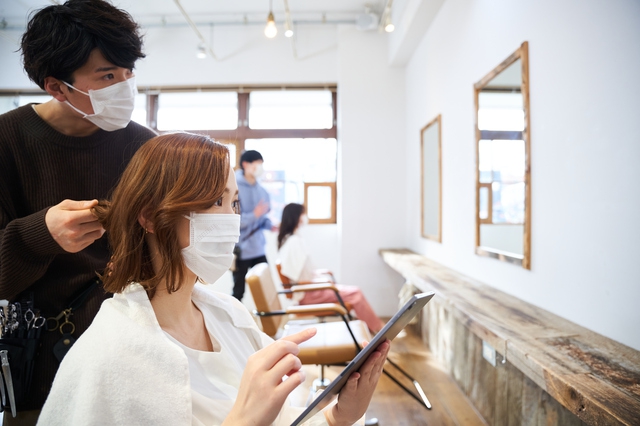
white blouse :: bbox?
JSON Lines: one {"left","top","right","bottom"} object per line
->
{"left": 278, "top": 233, "right": 316, "bottom": 282}
{"left": 166, "top": 298, "right": 331, "bottom": 426}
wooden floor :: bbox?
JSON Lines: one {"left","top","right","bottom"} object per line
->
{"left": 291, "top": 325, "right": 487, "bottom": 426}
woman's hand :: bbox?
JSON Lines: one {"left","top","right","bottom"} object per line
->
{"left": 223, "top": 328, "right": 317, "bottom": 426}
{"left": 325, "top": 340, "right": 391, "bottom": 426}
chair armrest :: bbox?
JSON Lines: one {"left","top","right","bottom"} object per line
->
{"left": 287, "top": 279, "right": 333, "bottom": 286}
{"left": 286, "top": 303, "right": 348, "bottom": 317}
{"left": 288, "top": 283, "right": 340, "bottom": 293}
{"left": 314, "top": 269, "right": 336, "bottom": 283}
{"left": 281, "top": 283, "right": 353, "bottom": 322}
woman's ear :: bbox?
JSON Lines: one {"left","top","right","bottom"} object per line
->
{"left": 138, "top": 210, "right": 155, "bottom": 234}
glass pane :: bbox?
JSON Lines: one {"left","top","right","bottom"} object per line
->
{"left": 225, "top": 143, "right": 237, "bottom": 169}
{"left": 478, "top": 140, "right": 493, "bottom": 183}
{"left": 492, "top": 182, "right": 525, "bottom": 224}
{"left": 307, "top": 186, "right": 332, "bottom": 219}
{"left": 478, "top": 92, "right": 524, "bottom": 131}
{"left": 157, "top": 92, "right": 238, "bottom": 130}
{"left": 17, "top": 94, "right": 52, "bottom": 106}
{"left": 0, "top": 95, "right": 53, "bottom": 114}
{"left": 249, "top": 91, "right": 333, "bottom": 129}
{"left": 479, "top": 186, "right": 489, "bottom": 220}
{"left": 480, "top": 224, "right": 524, "bottom": 255}
{"left": 244, "top": 138, "right": 337, "bottom": 223}
{"left": 479, "top": 139, "right": 525, "bottom": 183}
{"left": 131, "top": 93, "right": 147, "bottom": 126}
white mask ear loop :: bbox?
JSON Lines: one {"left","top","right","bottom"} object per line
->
{"left": 63, "top": 81, "right": 90, "bottom": 97}
{"left": 62, "top": 82, "right": 91, "bottom": 117}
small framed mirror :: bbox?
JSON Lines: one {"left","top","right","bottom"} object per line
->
{"left": 474, "top": 42, "right": 531, "bottom": 269}
{"left": 421, "top": 114, "right": 442, "bottom": 242}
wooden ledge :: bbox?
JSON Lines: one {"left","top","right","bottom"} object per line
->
{"left": 379, "top": 248, "right": 640, "bottom": 426}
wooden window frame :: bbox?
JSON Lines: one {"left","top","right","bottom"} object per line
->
{"left": 478, "top": 183, "right": 493, "bottom": 224}
{"left": 303, "top": 182, "right": 337, "bottom": 224}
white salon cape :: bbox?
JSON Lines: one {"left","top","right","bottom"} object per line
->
{"left": 38, "top": 283, "right": 329, "bottom": 426}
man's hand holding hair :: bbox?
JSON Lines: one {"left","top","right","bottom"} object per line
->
{"left": 45, "top": 199, "right": 105, "bottom": 253}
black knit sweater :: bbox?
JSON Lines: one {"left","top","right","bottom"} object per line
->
{"left": 0, "top": 104, "right": 155, "bottom": 410}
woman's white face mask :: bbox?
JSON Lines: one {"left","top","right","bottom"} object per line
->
{"left": 181, "top": 213, "right": 241, "bottom": 284}
{"left": 63, "top": 76, "right": 137, "bottom": 131}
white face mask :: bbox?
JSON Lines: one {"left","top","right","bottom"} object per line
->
{"left": 181, "top": 213, "right": 240, "bottom": 284}
{"left": 64, "top": 76, "right": 137, "bottom": 132}
{"left": 253, "top": 163, "right": 264, "bottom": 178}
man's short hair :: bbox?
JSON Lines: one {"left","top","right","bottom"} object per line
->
{"left": 240, "top": 150, "right": 264, "bottom": 169}
{"left": 20, "top": 0, "right": 145, "bottom": 90}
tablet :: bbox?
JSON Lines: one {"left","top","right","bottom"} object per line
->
{"left": 290, "top": 291, "right": 435, "bottom": 426}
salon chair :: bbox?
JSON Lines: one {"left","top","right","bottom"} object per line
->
{"left": 246, "top": 262, "right": 369, "bottom": 391}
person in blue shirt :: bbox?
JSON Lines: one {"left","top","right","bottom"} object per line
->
{"left": 233, "top": 150, "right": 273, "bottom": 300}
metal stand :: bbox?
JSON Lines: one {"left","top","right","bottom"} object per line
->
{"left": 383, "top": 357, "right": 432, "bottom": 409}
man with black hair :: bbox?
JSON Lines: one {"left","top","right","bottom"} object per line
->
{"left": 0, "top": 0, "right": 155, "bottom": 422}
{"left": 233, "top": 150, "right": 274, "bottom": 301}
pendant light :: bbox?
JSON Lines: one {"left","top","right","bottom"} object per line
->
{"left": 264, "top": 0, "right": 277, "bottom": 38}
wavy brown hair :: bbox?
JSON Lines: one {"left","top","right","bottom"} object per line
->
{"left": 92, "top": 133, "right": 230, "bottom": 297}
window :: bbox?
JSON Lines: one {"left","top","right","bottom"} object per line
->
{"left": 304, "top": 183, "right": 337, "bottom": 224}
{"left": 142, "top": 87, "right": 338, "bottom": 224}
{"left": 249, "top": 91, "right": 333, "bottom": 129}
{"left": 244, "top": 138, "right": 337, "bottom": 224}
{"left": 478, "top": 139, "right": 525, "bottom": 224}
{"left": 157, "top": 92, "right": 238, "bottom": 131}
{"left": 132, "top": 93, "right": 147, "bottom": 126}
{"left": 478, "top": 92, "right": 526, "bottom": 225}
{"left": 0, "top": 94, "right": 52, "bottom": 115}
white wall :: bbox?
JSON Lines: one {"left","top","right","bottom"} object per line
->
{"left": 137, "top": 24, "right": 339, "bottom": 87}
{"left": 337, "top": 27, "right": 407, "bottom": 316}
{"left": 404, "top": 0, "right": 640, "bottom": 350}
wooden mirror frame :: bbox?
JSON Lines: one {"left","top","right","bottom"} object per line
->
{"left": 474, "top": 42, "right": 531, "bottom": 269}
{"left": 420, "top": 114, "right": 442, "bottom": 242}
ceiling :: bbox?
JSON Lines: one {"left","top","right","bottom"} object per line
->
{"left": 1, "top": 0, "right": 388, "bottom": 29}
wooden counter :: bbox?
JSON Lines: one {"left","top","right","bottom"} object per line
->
{"left": 380, "top": 248, "right": 640, "bottom": 426}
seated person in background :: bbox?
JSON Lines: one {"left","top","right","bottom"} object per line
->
{"left": 37, "top": 133, "right": 389, "bottom": 426}
{"left": 278, "top": 203, "right": 385, "bottom": 334}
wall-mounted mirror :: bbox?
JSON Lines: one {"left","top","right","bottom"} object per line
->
{"left": 421, "top": 114, "right": 442, "bottom": 242}
{"left": 474, "top": 42, "right": 531, "bottom": 269}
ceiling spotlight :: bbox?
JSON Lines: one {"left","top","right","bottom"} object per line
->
{"left": 284, "top": 0, "right": 294, "bottom": 37}
{"left": 355, "top": 7, "right": 379, "bottom": 31}
{"left": 384, "top": 12, "right": 395, "bottom": 32}
{"left": 196, "top": 43, "right": 206, "bottom": 59}
{"left": 284, "top": 19, "right": 293, "bottom": 37}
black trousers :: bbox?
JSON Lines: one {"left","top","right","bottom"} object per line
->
{"left": 232, "top": 255, "right": 268, "bottom": 301}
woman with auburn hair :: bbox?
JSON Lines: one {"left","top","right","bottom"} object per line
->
{"left": 38, "top": 133, "right": 389, "bottom": 426}
{"left": 278, "top": 203, "right": 384, "bottom": 333}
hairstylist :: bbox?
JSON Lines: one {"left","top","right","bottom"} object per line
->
{"left": 0, "top": 1, "right": 154, "bottom": 423}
